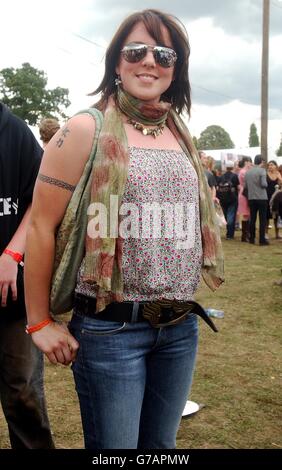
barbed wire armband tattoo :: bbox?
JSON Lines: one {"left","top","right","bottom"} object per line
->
{"left": 38, "top": 174, "right": 76, "bottom": 192}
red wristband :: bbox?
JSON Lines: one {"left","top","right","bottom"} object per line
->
{"left": 25, "top": 318, "right": 53, "bottom": 334}
{"left": 3, "top": 249, "right": 23, "bottom": 264}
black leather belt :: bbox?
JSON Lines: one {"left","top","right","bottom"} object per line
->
{"left": 74, "top": 294, "right": 218, "bottom": 332}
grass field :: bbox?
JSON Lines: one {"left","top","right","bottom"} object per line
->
{"left": 0, "top": 231, "right": 281, "bottom": 449}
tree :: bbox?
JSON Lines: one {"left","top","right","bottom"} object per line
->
{"left": 0, "top": 62, "right": 70, "bottom": 125}
{"left": 197, "top": 125, "right": 234, "bottom": 150}
{"left": 249, "top": 123, "right": 260, "bottom": 147}
{"left": 276, "top": 134, "right": 282, "bottom": 156}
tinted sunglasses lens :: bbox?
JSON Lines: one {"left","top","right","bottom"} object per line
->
{"left": 122, "top": 45, "right": 177, "bottom": 67}
{"left": 154, "top": 47, "right": 177, "bottom": 67}
{"left": 122, "top": 45, "right": 147, "bottom": 63}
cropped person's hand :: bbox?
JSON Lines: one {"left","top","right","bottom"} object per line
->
{"left": 0, "top": 255, "right": 18, "bottom": 306}
{"left": 31, "top": 321, "right": 79, "bottom": 365}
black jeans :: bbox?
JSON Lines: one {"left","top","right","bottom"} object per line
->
{"left": 0, "top": 316, "right": 54, "bottom": 448}
{"left": 248, "top": 199, "right": 268, "bottom": 243}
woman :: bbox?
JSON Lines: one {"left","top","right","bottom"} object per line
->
{"left": 266, "top": 160, "right": 282, "bottom": 239}
{"left": 24, "top": 9, "right": 224, "bottom": 449}
{"left": 237, "top": 156, "right": 252, "bottom": 241}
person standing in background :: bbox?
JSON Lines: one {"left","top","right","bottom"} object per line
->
{"left": 217, "top": 161, "right": 240, "bottom": 240}
{"left": 0, "top": 102, "right": 54, "bottom": 448}
{"left": 237, "top": 156, "right": 252, "bottom": 242}
{"left": 244, "top": 154, "right": 268, "bottom": 246}
{"left": 265, "top": 160, "right": 282, "bottom": 239}
{"left": 199, "top": 151, "right": 218, "bottom": 202}
{"left": 270, "top": 184, "right": 282, "bottom": 240}
{"left": 39, "top": 117, "right": 60, "bottom": 148}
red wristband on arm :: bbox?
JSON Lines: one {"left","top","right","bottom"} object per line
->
{"left": 25, "top": 318, "right": 53, "bottom": 334}
{"left": 3, "top": 249, "right": 23, "bottom": 264}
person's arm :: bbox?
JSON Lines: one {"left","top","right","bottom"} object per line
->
{"left": 211, "top": 185, "right": 219, "bottom": 202}
{"left": 234, "top": 174, "right": 240, "bottom": 192}
{"left": 0, "top": 205, "right": 31, "bottom": 306}
{"left": 207, "top": 172, "right": 219, "bottom": 203}
{"left": 260, "top": 169, "right": 268, "bottom": 188}
{"left": 24, "top": 113, "right": 96, "bottom": 365}
{"left": 244, "top": 172, "right": 249, "bottom": 190}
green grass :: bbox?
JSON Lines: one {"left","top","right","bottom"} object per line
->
{"left": 178, "top": 233, "right": 282, "bottom": 449}
{"left": 0, "top": 231, "right": 281, "bottom": 449}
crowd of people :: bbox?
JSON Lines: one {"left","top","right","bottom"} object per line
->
{"left": 200, "top": 151, "right": 282, "bottom": 245}
{"left": 0, "top": 7, "right": 280, "bottom": 451}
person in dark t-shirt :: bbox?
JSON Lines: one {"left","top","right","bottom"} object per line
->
{"left": 217, "top": 161, "right": 240, "bottom": 239}
{"left": 0, "top": 102, "right": 54, "bottom": 448}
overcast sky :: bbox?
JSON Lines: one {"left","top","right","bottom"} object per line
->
{"left": 1, "top": 0, "right": 282, "bottom": 150}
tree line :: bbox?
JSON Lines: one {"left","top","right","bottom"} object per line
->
{"left": 193, "top": 122, "right": 282, "bottom": 156}
{"left": 192, "top": 122, "right": 259, "bottom": 150}
{"left": 0, "top": 63, "right": 281, "bottom": 156}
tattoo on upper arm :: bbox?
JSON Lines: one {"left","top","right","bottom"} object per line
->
{"left": 56, "top": 126, "right": 70, "bottom": 148}
{"left": 38, "top": 173, "right": 76, "bottom": 192}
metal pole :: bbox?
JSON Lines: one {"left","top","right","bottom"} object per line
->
{"left": 261, "top": 0, "right": 270, "bottom": 162}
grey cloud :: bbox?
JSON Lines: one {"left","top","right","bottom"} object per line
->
{"left": 191, "top": 56, "right": 282, "bottom": 111}
{"left": 83, "top": 0, "right": 282, "bottom": 39}
{"left": 190, "top": 61, "right": 260, "bottom": 106}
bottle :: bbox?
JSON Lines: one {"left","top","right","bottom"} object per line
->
{"left": 205, "top": 308, "right": 224, "bottom": 318}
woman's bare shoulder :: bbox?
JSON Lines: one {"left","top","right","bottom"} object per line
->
{"left": 39, "top": 112, "right": 97, "bottom": 183}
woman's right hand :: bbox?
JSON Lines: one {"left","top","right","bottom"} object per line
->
{"left": 31, "top": 321, "right": 79, "bottom": 366}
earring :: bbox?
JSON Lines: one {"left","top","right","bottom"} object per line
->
{"left": 115, "top": 76, "right": 122, "bottom": 86}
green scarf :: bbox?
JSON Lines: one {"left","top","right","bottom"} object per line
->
{"left": 83, "top": 88, "right": 224, "bottom": 312}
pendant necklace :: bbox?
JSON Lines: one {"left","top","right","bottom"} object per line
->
{"left": 127, "top": 118, "right": 165, "bottom": 138}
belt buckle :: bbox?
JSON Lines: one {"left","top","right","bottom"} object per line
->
{"left": 142, "top": 300, "right": 193, "bottom": 328}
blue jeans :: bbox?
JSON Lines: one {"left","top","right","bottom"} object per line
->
{"left": 221, "top": 200, "right": 238, "bottom": 239}
{"left": 69, "top": 309, "right": 198, "bottom": 449}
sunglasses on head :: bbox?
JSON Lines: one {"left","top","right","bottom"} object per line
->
{"left": 121, "top": 43, "right": 177, "bottom": 68}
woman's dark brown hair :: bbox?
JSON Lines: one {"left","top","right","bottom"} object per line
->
{"left": 267, "top": 160, "right": 278, "bottom": 168}
{"left": 91, "top": 9, "right": 191, "bottom": 115}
